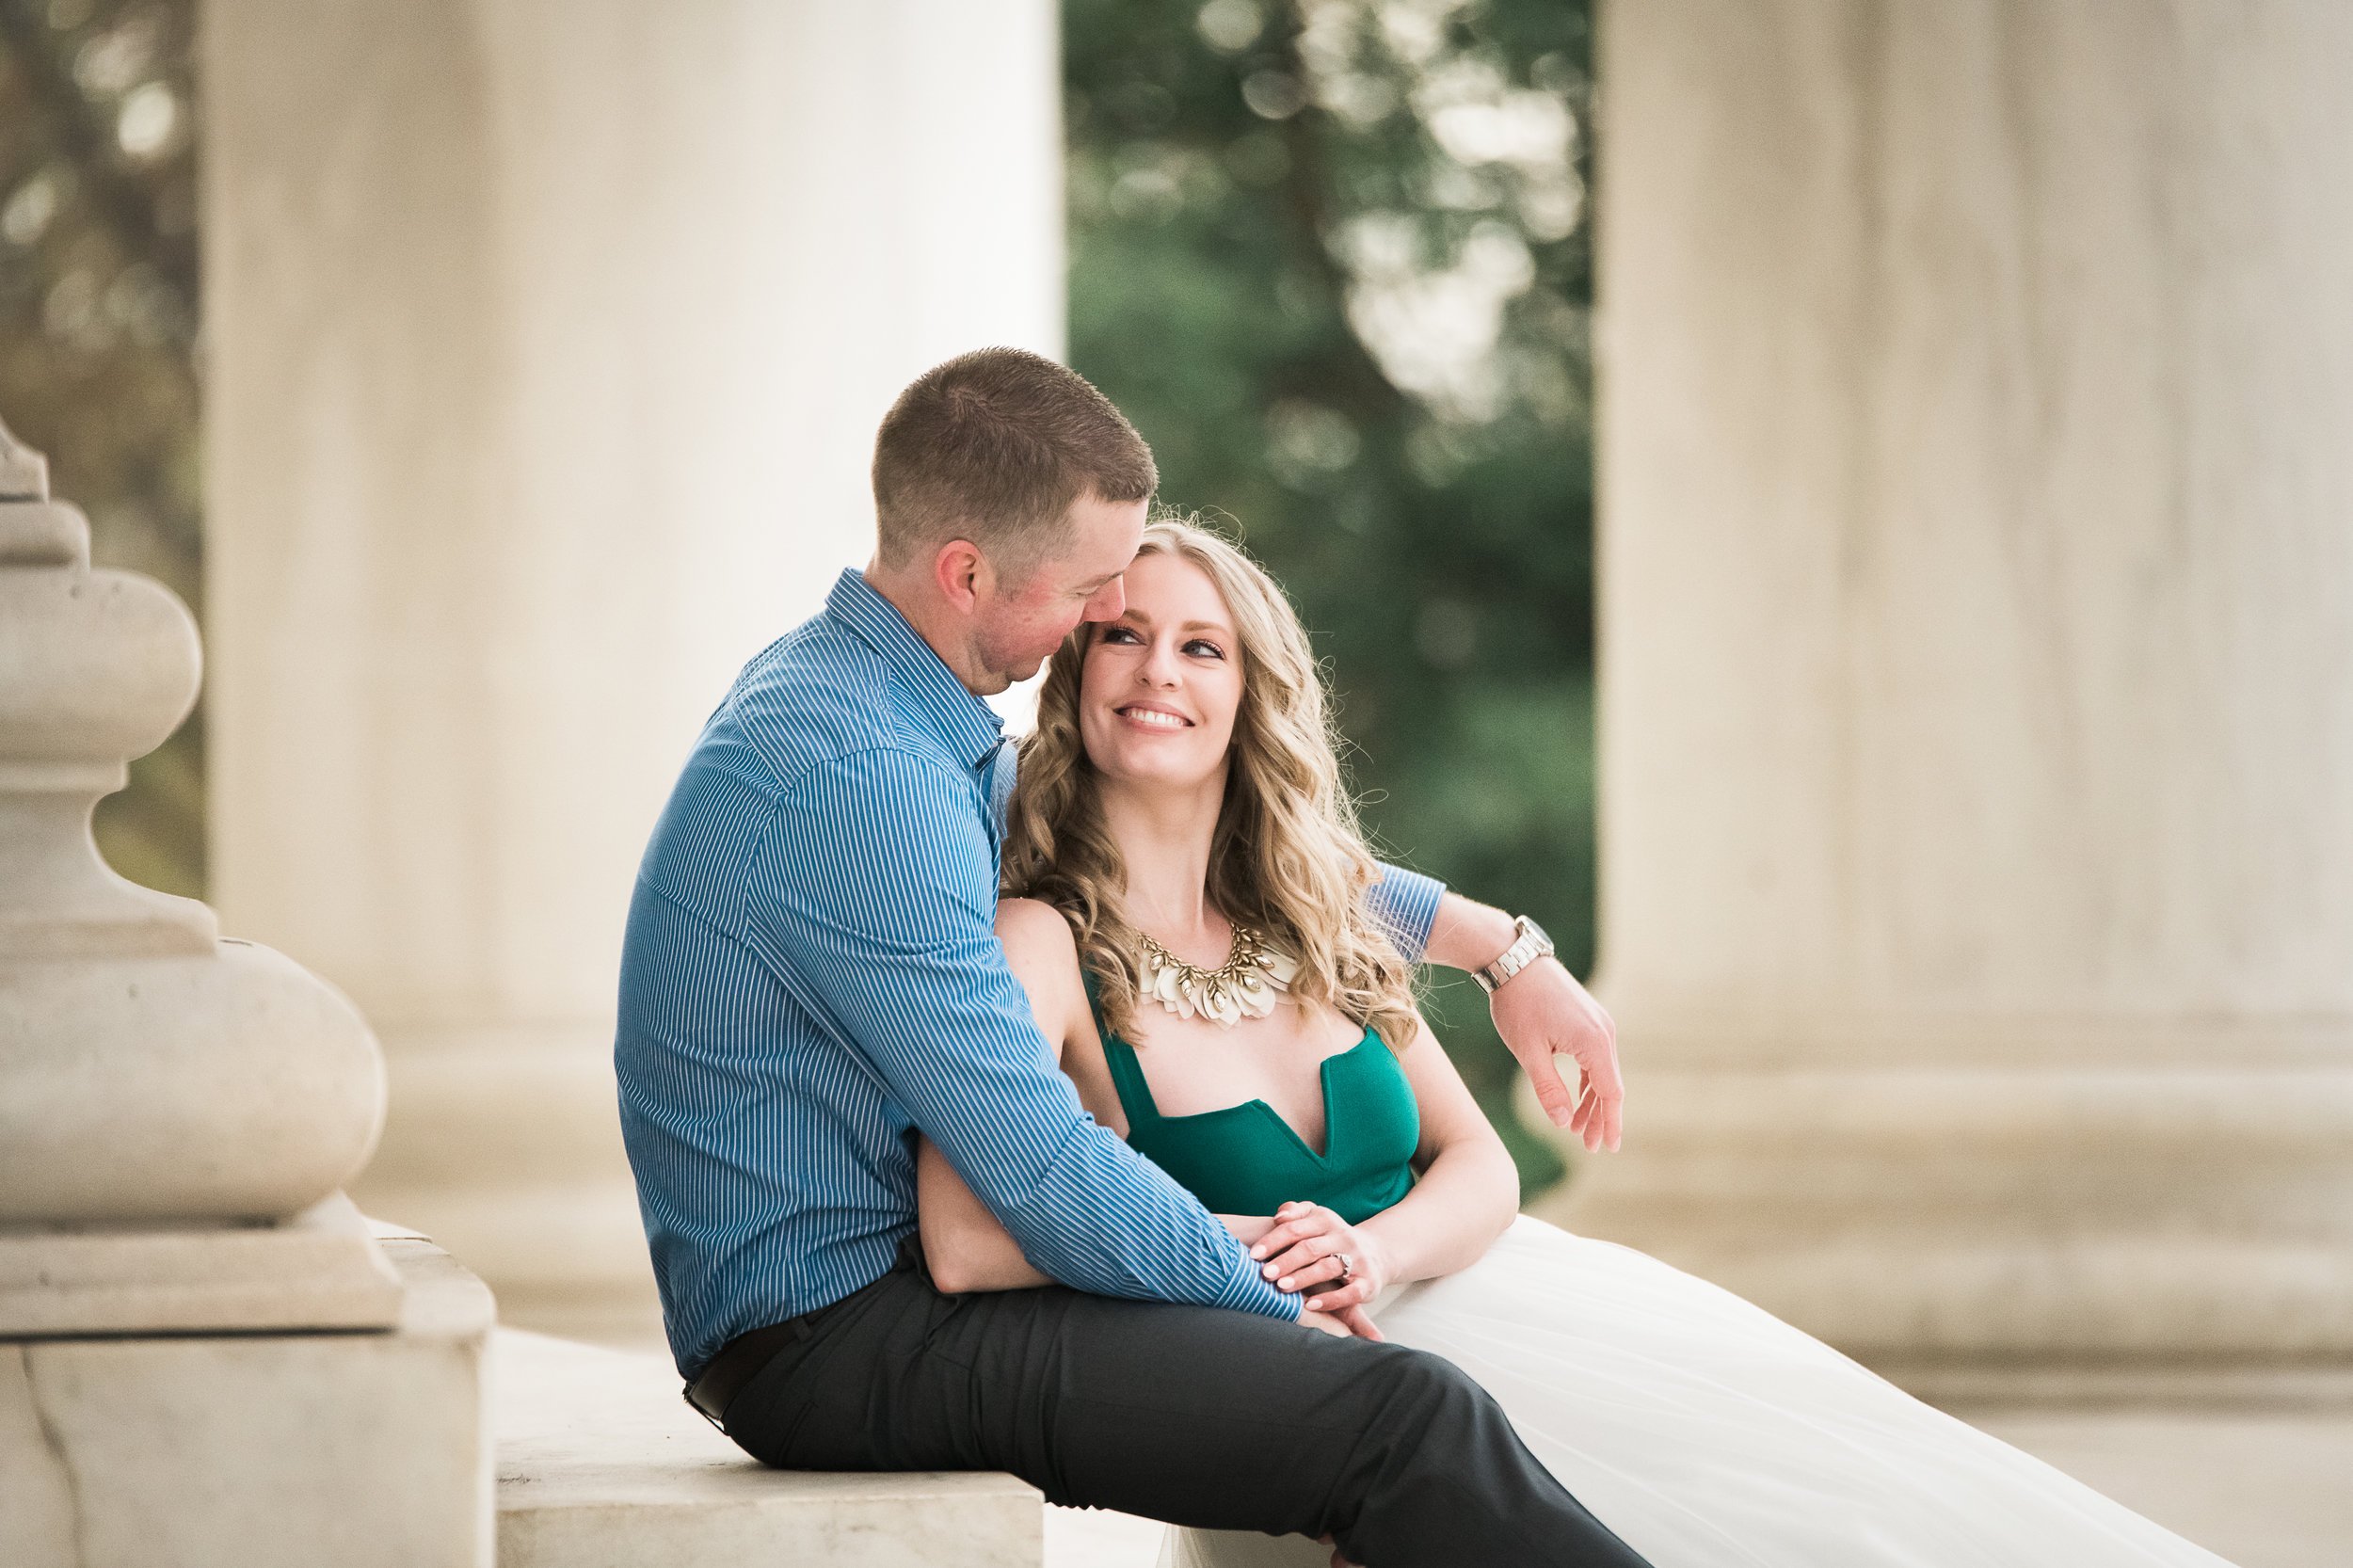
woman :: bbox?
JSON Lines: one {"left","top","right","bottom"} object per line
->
{"left": 916, "top": 517, "right": 2231, "bottom": 1567}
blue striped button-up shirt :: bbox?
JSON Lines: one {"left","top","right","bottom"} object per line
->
{"left": 616, "top": 569, "right": 1444, "bottom": 1377}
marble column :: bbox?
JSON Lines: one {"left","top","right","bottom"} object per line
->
{"left": 200, "top": 0, "right": 1064, "bottom": 1334}
{"left": 1546, "top": 0, "right": 2353, "bottom": 1400}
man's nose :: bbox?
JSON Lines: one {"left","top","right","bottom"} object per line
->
{"left": 1083, "top": 577, "right": 1126, "bottom": 622}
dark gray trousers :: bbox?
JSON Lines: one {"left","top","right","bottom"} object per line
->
{"left": 718, "top": 1245, "right": 1650, "bottom": 1567}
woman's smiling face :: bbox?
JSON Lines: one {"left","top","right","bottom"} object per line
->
{"left": 1078, "top": 549, "right": 1246, "bottom": 791}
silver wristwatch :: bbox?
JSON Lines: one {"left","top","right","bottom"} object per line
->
{"left": 1472, "top": 915, "right": 1555, "bottom": 994}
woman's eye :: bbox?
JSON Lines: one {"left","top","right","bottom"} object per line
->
{"left": 1101, "top": 625, "right": 1143, "bottom": 644}
{"left": 1185, "top": 639, "right": 1225, "bottom": 660}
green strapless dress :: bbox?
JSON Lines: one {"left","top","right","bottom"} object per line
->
{"left": 1096, "top": 1013, "right": 1419, "bottom": 1224}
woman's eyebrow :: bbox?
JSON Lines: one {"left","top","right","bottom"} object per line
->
{"left": 1119, "top": 610, "right": 1231, "bottom": 635}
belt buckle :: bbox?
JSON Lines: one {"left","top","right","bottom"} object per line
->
{"left": 683, "top": 1381, "right": 728, "bottom": 1434}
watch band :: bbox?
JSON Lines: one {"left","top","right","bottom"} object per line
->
{"left": 1472, "top": 915, "right": 1555, "bottom": 994}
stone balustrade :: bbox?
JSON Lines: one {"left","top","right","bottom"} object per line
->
{"left": 0, "top": 420, "right": 493, "bottom": 1563}
{"left": 0, "top": 417, "right": 398, "bottom": 1333}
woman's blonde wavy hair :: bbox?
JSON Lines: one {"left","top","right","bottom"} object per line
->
{"left": 1000, "top": 514, "right": 1419, "bottom": 1051}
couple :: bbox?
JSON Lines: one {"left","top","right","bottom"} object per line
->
{"left": 616, "top": 349, "right": 2229, "bottom": 1565}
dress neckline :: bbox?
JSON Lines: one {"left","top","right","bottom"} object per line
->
{"left": 1104, "top": 1028, "right": 1383, "bottom": 1163}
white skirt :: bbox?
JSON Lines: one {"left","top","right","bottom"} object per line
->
{"left": 1163, "top": 1216, "right": 2233, "bottom": 1567}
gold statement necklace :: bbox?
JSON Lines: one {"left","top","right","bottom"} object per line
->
{"left": 1138, "top": 923, "right": 1300, "bottom": 1027}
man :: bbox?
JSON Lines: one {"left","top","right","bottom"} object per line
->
{"left": 616, "top": 348, "right": 1641, "bottom": 1564}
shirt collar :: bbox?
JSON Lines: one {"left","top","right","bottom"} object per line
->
{"left": 824, "top": 568, "right": 1006, "bottom": 770}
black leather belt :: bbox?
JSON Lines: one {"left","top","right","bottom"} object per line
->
{"left": 683, "top": 1314, "right": 814, "bottom": 1432}
{"left": 684, "top": 1237, "right": 925, "bottom": 1432}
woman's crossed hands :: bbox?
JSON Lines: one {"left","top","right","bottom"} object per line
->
{"left": 1253, "top": 1200, "right": 1390, "bottom": 1334}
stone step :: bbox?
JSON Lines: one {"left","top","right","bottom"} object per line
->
{"left": 492, "top": 1327, "right": 1041, "bottom": 1567}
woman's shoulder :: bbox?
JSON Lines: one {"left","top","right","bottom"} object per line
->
{"left": 995, "top": 899, "right": 1115, "bottom": 1114}
{"left": 994, "top": 897, "right": 1086, "bottom": 1002}
{"left": 994, "top": 895, "right": 1079, "bottom": 958}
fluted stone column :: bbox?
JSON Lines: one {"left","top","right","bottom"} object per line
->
{"left": 200, "top": 1, "right": 1064, "bottom": 1334}
{"left": 1545, "top": 0, "right": 2353, "bottom": 1400}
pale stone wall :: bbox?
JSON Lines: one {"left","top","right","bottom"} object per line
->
{"left": 1549, "top": 0, "right": 2353, "bottom": 1395}
{"left": 200, "top": 0, "right": 1064, "bottom": 1330}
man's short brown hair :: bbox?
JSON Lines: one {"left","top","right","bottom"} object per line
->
{"left": 872, "top": 348, "right": 1158, "bottom": 577}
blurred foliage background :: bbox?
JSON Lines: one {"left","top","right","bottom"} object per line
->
{"left": 0, "top": 0, "right": 1594, "bottom": 1196}
{"left": 1065, "top": 0, "right": 1595, "bottom": 1193}
{"left": 0, "top": 0, "right": 201, "bottom": 898}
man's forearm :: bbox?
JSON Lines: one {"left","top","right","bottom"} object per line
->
{"left": 1422, "top": 890, "right": 1520, "bottom": 974}
{"left": 984, "top": 1127, "right": 1304, "bottom": 1319}
{"left": 922, "top": 1134, "right": 1291, "bottom": 1306}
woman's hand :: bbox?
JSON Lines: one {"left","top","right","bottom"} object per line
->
{"left": 1251, "top": 1200, "right": 1390, "bottom": 1313}
{"left": 1298, "top": 1304, "right": 1384, "bottom": 1341}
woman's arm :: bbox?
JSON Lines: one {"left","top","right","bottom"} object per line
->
{"left": 917, "top": 898, "right": 1085, "bottom": 1294}
{"left": 1249, "top": 1010, "right": 1519, "bottom": 1311}
{"left": 1353, "top": 1012, "right": 1520, "bottom": 1287}
{"left": 918, "top": 1135, "right": 1052, "bottom": 1292}
{"left": 1424, "top": 890, "right": 1624, "bottom": 1153}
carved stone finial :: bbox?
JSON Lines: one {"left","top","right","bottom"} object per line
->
{"left": 0, "top": 411, "right": 396, "bottom": 1333}
{"left": 0, "top": 414, "right": 50, "bottom": 503}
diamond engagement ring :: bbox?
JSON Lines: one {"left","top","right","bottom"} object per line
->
{"left": 1333, "top": 1252, "right": 1354, "bottom": 1286}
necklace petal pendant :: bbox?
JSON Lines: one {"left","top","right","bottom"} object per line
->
{"left": 1139, "top": 924, "right": 1290, "bottom": 1027}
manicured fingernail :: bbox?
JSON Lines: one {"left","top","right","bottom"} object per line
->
{"left": 1250, "top": 1245, "right": 1265, "bottom": 1258}
{"left": 1262, "top": 1263, "right": 1277, "bottom": 1277}
{"left": 1278, "top": 1277, "right": 1293, "bottom": 1290}
{"left": 1550, "top": 1106, "right": 1571, "bottom": 1128}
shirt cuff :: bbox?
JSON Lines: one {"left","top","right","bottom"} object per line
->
{"left": 1368, "top": 863, "right": 1445, "bottom": 963}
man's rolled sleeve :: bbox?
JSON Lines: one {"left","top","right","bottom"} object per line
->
{"left": 752, "top": 747, "right": 1298, "bottom": 1320}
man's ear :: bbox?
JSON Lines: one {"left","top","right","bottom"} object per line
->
{"left": 932, "top": 538, "right": 995, "bottom": 615}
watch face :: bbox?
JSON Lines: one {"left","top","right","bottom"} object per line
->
{"left": 1519, "top": 916, "right": 1553, "bottom": 952}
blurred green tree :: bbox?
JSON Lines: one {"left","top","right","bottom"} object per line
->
{"left": 0, "top": 0, "right": 201, "bottom": 898}
{"left": 1064, "top": 0, "right": 1596, "bottom": 1195}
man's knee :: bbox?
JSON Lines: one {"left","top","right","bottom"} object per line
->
{"left": 1360, "top": 1341, "right": 1500, "bottom": 1428}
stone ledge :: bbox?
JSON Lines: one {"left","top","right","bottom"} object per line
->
{"left": 494, "top": 1327, "right": 1041, "bottom": 1568}
{"left": 1, "top": 1230, "right": 494, "bottom": 1568}
{"left": 1901, "top": 1360, "right": 2353, "bottom": 1413}
{"left": 0, "top": 1194, "right": 404, "bottom": 1336}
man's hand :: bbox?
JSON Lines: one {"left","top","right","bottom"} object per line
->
{"left": 1491, "top": 954, "right": 1623, "bottom": 1152}
{"left": 1424, "top": 894, "right": 1624, "bottom": 1153}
